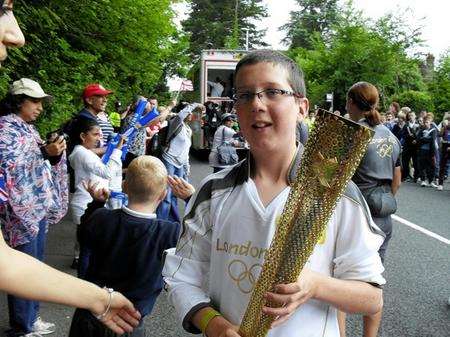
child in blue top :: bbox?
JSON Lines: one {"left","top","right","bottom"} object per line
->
{"left": 68, "top": 156, "right": 180, "bottom": 337}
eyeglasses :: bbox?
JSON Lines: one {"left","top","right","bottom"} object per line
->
{"left": 232, "top": 88, "right": 302, "bottom": 106}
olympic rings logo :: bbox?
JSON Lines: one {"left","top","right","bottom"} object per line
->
{"left": 227, "top": 259, "right": 263, "bottom": 294}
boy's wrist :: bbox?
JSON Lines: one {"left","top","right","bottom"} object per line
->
{"left": 193, "top": 307, "right": 229, "bottom": 337}
{"left": 205, "top": 315, "right": 233, "bottom": 337}
{"left": 309, "top": 271, "right": 326, "bottom": 300}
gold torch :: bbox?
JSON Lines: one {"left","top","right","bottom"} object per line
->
{"left": 238, "top": 109, "right": 374, "bottom": 337}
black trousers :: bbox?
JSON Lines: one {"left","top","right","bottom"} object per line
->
{"left": 417, "top": 149, "right": 435, "bottom": 183}
{"left": 438, "top": 145, "right": 449, "bottom": 185}
{"left": 69, "top": 309, "right": 146, "bottom": 337}
{"left": 402, "top": 147, "right": 418, "bottom": 181}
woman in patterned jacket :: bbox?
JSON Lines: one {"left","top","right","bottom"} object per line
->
{"left": 0, "top": 78, "right": 68, "bottom": 337}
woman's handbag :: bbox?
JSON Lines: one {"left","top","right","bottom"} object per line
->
{"left": 217, "top": 127, "right": 239, "bottom": 165}
{"left": 361, "top": 184, "right": 397, "bottom": 218}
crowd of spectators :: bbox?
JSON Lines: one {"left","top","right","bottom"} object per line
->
{"left": 380, "top": 103, "right": 449, "bottom": 190}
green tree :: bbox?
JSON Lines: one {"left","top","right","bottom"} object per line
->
{"left": 282, "top": 0, "right": 339, "bottom": 49}
{"left": 392, "top": 90, "right": 434, "bottom": 114}
{"left": 1, "top": 0, "right": 189, "bottom": 135}
{"left": 182, "top": 0, "right": 267, "bottom": 58}
{"left": 428, "top": 52, "right": 450, "bottom": 120}
{"left": 288, "top": 4, "right": 426, "bottom": 112}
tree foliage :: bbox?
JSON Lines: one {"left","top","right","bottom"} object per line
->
{"left": 0, "top": 0, "right": 189, "bottom": 135}
{"left": 282, "top": 0, "right": 339, "bottom": 49}
{"left": 288, "top": 3, "right": 426, "bottom": 112}
{"left": 182, "top": 0, "right": 268, "bottom": 58}
{"left": 392, "top": 90, "right": 434, "bottom": 114}
{"left": 428, "top": 52, "right": 450, "bottom": 120}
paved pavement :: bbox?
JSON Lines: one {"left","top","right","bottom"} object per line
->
{"left": 1, "top": 154, "right": 449, "bottom": 337}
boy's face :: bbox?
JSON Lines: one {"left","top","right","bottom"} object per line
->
{"left": 385, "top": 113, "right": 393, "bottom": 121}
{"left": 234, "top": 62, "right": 308, "bottom": 154}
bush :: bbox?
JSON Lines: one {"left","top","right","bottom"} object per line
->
{"left": 391, "top": 90, "right": 434, "bottom": 114}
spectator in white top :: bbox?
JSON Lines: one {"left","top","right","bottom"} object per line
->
{"left": 209, "top": 113, "right": 239, "bottom": 172}
{"left": 68, "top": 117, "right": 124, "bottom": 273}
{"left": 156, "top": 103, "right": 197, "bottom": 223}
{"left": 207, "top": 77, "right": 225, "bottom": 97}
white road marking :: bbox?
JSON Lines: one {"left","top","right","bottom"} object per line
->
{"left": 392, "top": 214, "right": 450, "bottom": 245}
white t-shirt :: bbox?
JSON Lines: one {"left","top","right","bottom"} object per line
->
{"left": 162, "top": 124, "right": 192, "bottom": 168}
{"left": 207, "top": 81, "right": 224, "bottom": 97}
{"left": 163, "top": 169, "right": 385, "bottom": 337}
{"left": 69, "top": 145, "right": 122, "bottom": 223}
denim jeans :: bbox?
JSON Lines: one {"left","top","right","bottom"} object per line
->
{"left": 7, "top": 218, "right": 47, "bottom": 334}
{"left": 156, "top": 158, "right": 186, "bottom": 223}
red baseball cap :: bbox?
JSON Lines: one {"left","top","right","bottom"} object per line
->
{"left": 82, "top": 83, "right": 113, "bottom": 99}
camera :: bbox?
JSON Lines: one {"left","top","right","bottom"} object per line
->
{"left": 46, "top": 129, "right": 69, "bottom": 143}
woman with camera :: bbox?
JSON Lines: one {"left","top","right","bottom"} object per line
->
{"left": 0, "top": 78, "right": 69, "bottom": 336}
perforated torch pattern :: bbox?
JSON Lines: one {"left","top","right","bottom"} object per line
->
{"left": 239, "top": 110, "right": 374, "bottom": 337}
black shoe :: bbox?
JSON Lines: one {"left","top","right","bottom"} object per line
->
{"left": 70, "top": 258, "right": 79, "bottom": 270}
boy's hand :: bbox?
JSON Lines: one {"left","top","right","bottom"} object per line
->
{"left": 263, "top": 268, "right": 320, "bottom": 327}
{"left": 82, "top": 180, "right": 110, "bottom": 202}
{"left": 205, "top": 316, "right": 240, "bottom": 337}
{"left": 168, "top": 176, "right": 195, "bottom": 200}
{"left": 218, "top": 327, "right": 241, "bottom": 337}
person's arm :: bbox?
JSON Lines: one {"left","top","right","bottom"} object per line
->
{"left": 263, "top": 268, "right": 382, "bottom": 327}
{"left": 92, "top": 147, "right": 107, "bottom": 156}
{"left": 162, "top": 180, "right": 214, "bottom": 334}
{"left": 0, "top": 231, "right": 140, "bottom": 334}
{"left": 391, "top": 166, "right": 402, "bottom": 195}
{"left": 168, "top": 175, "right": 195, "bottom": 201}
{"left": 191, "top": 277, "right": 377, "bottom": 337}
{"left": 192, "top": 308, "right": 240, "bottom": 337}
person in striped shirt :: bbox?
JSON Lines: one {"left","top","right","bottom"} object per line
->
{"left": 77, "top": 83, "right": 114, "bottom": 155}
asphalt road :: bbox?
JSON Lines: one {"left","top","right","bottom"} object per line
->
{"left": 1, "top": 153, "right": 449, "bottom": 337}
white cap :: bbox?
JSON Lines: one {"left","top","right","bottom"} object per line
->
{"left": 9, "top": 78, "right": 52, "bottom": 100}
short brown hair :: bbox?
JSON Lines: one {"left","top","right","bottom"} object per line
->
{"left": 390, "top": 102, "right": 400, "bottom": 113}
{"left": 125, "top": 156, "right": 167, "bottom": 203}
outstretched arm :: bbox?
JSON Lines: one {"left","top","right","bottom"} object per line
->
{"left": 0, "top": 232, "right": 140, "bottom": 334}
{"left": 263, "top": 268, "right": 382, "bottom": 327}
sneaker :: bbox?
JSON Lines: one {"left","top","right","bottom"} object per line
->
{"left": 421, "top": 181, "right": 428, "bottom": 187}
{"left": 70, "top": 257, "right": 79, "bottom": 270}
{"left": 31, "top": 317, "right": 55, "bottom": 335}
{"left": 437, "top": 185, "right": 443, "bottom": 191}
{"left": 430, "top": 181, "right": 439, "bottom": 188}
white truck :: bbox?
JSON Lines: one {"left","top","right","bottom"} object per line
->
{"left": 190, "top": 49, "right": 248, "bottom": 150}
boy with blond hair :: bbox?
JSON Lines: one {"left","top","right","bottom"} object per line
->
{"left": 69, "top": 156, "right": 180, "bottom": 337}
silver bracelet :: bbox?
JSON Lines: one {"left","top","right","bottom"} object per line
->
{"left": 95, "top": 287, "right": 114, "bottom": 320}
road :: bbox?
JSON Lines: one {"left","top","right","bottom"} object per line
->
{"left": 1, "top": 153, "right": 449, "bottom": 337}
